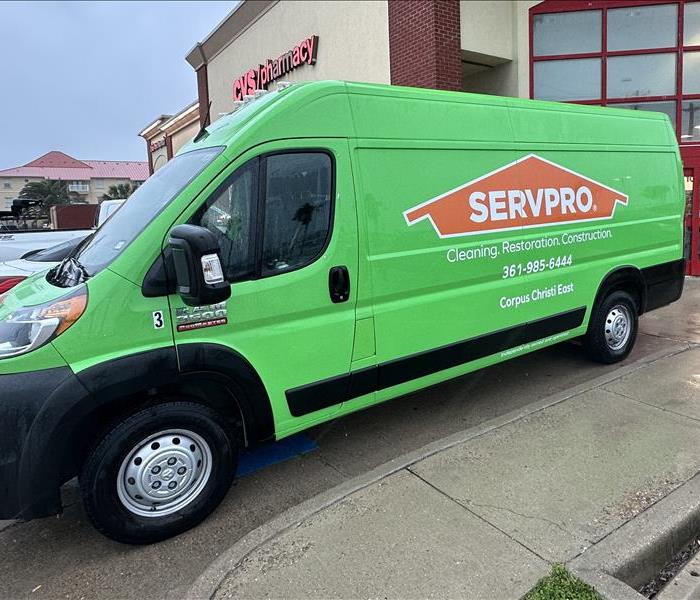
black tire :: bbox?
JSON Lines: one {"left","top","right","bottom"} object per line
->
{"left": 80, "top": 401, "right": 237, "bottom": 545}
{"left": 583, "top": 290, "right": 638, "bottom": 364}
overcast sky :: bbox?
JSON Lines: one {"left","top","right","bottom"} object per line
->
{"left": 0, "top": 1, "right": 237, "bottom": 170}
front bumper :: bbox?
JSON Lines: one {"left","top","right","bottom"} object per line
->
{"left": 0, "top": 367, "right": 86, "bottom": 520}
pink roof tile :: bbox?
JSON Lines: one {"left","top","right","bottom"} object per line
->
{"left": 24, "top": 151, "right": 91, "bottom": 169}
{"left": 0, "top": 151, "right": 149, "bottom": 181}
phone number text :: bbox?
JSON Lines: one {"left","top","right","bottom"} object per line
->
{"left": 502, "top": 255, "right": 573, "bottom": 279}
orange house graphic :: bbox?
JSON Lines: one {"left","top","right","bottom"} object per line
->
{"left": 403, "top": 154, "right": 629, "bottom": 238}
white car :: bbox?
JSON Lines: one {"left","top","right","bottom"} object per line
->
{"left": 0, "top": 200, "right": 125, "bottom": 294}
{"left": 0, "top": 235, "right": 90, "bottom": 293}
{"left": 0, "top": 199, "right": 124, "bottom": 263}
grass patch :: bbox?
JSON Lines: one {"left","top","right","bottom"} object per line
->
{"left": 525, "top": 564, "right": 602, "bottom": 600}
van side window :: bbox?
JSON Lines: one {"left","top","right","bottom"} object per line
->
{"left": 194, "top": 159, "right": 257, "bottom": 281}
{"left": 262, "top": 153, "right": 332, "bottom": 276}
{"left": 190, "top": 152, "right": 332, "bottom": 282}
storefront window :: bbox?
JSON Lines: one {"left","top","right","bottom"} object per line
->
{"left": 684, "top": 2, "right": 700, "bottom": 46}
{"left": 607, "top": 4, "right": 677, "bottom": 51}
{"left": 684, "top": 52, "right": 700, "bottom": 94}
{"left": 682, "top": 100, "right": 700, "bottom": 141}
{"left": 607, "top": 53, "right": 676, "bottom": 98}
{"left": 533, "top": 11, "right": 601, "bottom": 56}
{"left": 534, "top": 58, "right": 601, "bottom": 101}
{"left": 609, "top": 101, "right": 677, "bottom": 129}
{"left": 531, "top": 1, "right": 700, "bottom": 144}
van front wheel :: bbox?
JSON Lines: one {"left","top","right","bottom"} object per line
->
{"left": 584, "top": 290, "right": 638, "bottom": 364}
{"left": 80, "top": 401, "right": 237, "bottom": 544}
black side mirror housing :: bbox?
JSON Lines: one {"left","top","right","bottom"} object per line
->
{"left": 168, "top": 224, "right": 231, "bottom": 307}
{"left": 142, "top": 247, "right": 176, "bottom": 298}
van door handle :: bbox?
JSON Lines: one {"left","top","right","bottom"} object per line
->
{"left": 329, "top": 265, "right": 350, "bottom": 303}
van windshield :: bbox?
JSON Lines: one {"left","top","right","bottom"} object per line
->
{"left": 72, "top": 146, "right": 223, "bottom": 277}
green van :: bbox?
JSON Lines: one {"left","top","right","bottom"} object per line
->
{"left": 0, "top": 81, "right": 685, "bottom": 543}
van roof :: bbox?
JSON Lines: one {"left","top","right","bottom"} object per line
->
{"left": 179, "top": 80, "right": 675, "bottom": 156}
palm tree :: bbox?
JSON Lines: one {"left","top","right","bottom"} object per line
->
{"left": 18, "top": 179, "right": 81, "bottom": 218}
{"left": 102, "top": 183, "right": 138, "bottom": 201}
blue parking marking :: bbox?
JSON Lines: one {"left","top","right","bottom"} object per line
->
{"left": 237, "top": 433, "right": 318, "bottom": 477}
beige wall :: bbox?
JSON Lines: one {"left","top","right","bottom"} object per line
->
{"left": 90, "top": 178, "right": 142, "bottom": 203}
{"left": 171, "top": 120, "right": 199, "bottom": 155}
{"left": 460, "top": 0, "right": 538, "bottom": 99}
{"left": 515, "top": 1, "right": 539, "bottom": 99}
{"left": 144, "top": 118, "right": 198, "bottom": 172}
{"left": 463, "top": 60, "right": 518, "bottom": 97}
{"left": 460, "top": 0, "right": 514, "bottom": 61}
{"left": 148, "top": 133, "right": 169, "bottom": 173}
{"left": 206, "top": 0, "right": 391, "bottom": 119}
{"left": 153, "top": 150, "right": 168, "bottom": 172}
{"left": 2, "top": 176, "right": 42, "bottom": 207}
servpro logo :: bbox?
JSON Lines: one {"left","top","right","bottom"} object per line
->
{"left": 403, "top": 154, "right": 628, "bottom": 238}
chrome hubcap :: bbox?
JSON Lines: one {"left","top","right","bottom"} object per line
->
{"left": 117, "top": 429, "right": 212, "bottom": 517}
{"left": 604, "top": 305, "right": 632, "bottom": 351}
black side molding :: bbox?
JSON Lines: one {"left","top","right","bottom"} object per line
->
{"left": 641, "top": 259, "right": 685, "bottom": 313}
{"left": 286, "top": 306, "right": 586, "bottom": 417}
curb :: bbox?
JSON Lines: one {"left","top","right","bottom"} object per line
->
{"left": 656, "top": 547, "right": 700, "bottom": 600}
{"left": 569, "top": 471, "right": 700, "bottom": 599}
{"left": 567, "top": 568, "right": 647, "bottom": 600}
{"left": 186, "top": 341, "right": 693, "bottom": 600}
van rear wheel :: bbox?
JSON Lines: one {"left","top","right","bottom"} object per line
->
{"left": 80, "top": 401, "right": 237, "bottom": 544}
{"left": 584, "top": 290, "right": 638, "bottom": 364}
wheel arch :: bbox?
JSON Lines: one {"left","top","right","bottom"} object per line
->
{"left": 592, "top": 265, "right": 646, "bottom": 318}
{"left": 20, "top": 345, "right": 274, "bottom": 516}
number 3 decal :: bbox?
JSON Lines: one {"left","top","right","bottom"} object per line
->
{"left": 152, "top": 311, "right": 165, "bottom": 330}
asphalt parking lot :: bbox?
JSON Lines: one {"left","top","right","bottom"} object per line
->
{"left": 0, "top": 280, "right": 698, "bottom": 600}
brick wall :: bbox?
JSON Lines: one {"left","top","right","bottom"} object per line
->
{"left": 388, "top": 0, "right": 462, "bottom": 91}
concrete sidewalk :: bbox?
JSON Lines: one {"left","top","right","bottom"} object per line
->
{"left": 190, "top": 341, "right": 700, "bottom": 600}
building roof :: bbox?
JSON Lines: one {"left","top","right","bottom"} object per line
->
{"left": 138, "top": 115, "right": 174, "bottom": 139}
{"left": 160, "top": 101, "right": 200, "bottom": 135}
{"left": 140, "top": 101, "right": 199, "bottom": 141}
{"left": 185, "top": 0, "right": 275, "bottom": 69}
{"left": 0, "top": 151, "right": 149, "bottom": 181}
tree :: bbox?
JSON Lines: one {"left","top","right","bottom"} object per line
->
{"left": 102, "top": 183, "right": 138, "bottom": 201}
{"left": 18, "top": 179, "right": 82, "bottom": 218}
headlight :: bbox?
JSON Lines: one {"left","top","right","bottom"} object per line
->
{"left": 0, "top": 287, "right": 87, "bottom": 359}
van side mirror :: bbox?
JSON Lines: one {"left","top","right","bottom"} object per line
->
{"left": 168, "top": 224, "right": 231, "bottom": 307}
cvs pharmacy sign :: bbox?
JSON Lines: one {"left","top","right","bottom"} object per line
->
{"left": 404, "top": 154, "right": 628, "bottom": 238}
{"left": 232, "top": 36, "right": 319, "bottom": 101}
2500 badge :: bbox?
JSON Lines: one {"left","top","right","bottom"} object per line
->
{"left": 175, "top": 302, "right": 228, "bottom": 332}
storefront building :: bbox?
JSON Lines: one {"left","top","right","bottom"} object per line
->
{"left": 530, "top": 0, "right": 700, "bottom": 275}
{"left": 141, "top": 0, "right": 534, "bottom": 169}
{"left": 138, "top": 101, "right": 200, "bottom": 173}
{"left": 183, "top": 0, "right": 535, "bottom": 122}
{"left": 143, "top": 0, "right": 700, "bottom": 272}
